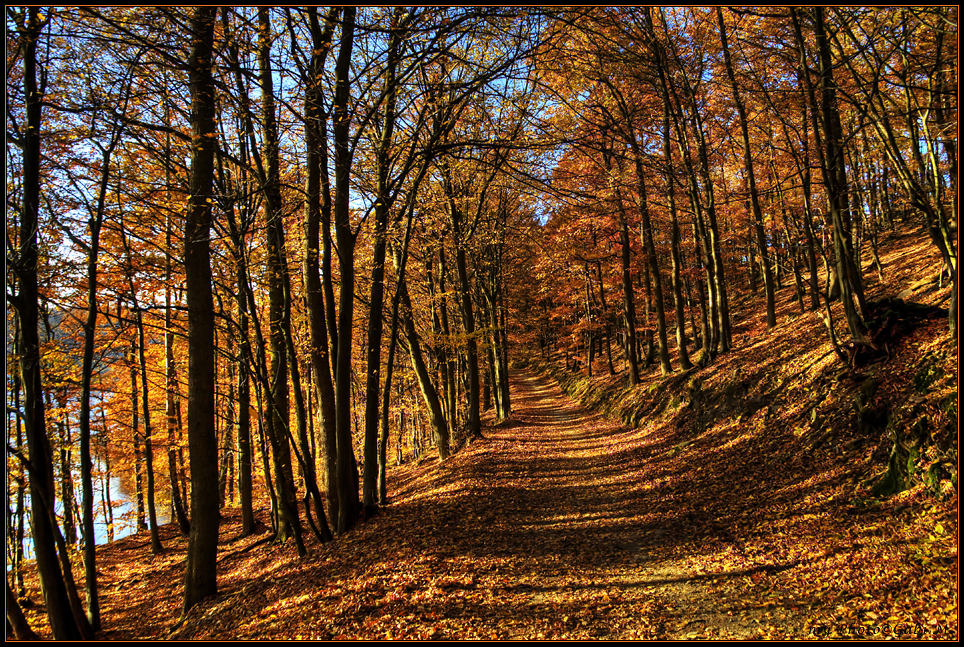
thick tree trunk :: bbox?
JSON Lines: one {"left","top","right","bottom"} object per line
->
{"left": 182, "top": 5, "right": 220, "bottom": 613}
{"left": 5, "top": 580, "right": 39, "bottom": 640}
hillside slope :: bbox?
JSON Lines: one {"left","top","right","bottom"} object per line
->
{"left": 15, "top": 226, "right": 957, "bottom": 640}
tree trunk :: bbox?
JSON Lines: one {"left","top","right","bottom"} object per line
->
{"left": 136, "top": 310, "right": 163, "bottom": 553}
{"left": 5, "top": 580, "right": 39, "bottom": 640}
{"left": 399, "top": 280, "right": 451, "bottom": 459}
{"left": 332, "top": 7, "right": 359, "bottom": 534}
{"left": 661, "top": 105, "right": 693, "bottom": 370}
{"left": 303, "top": 6, "right": 340, "bottom": 531}
{"left": 363, "top": 12, "right": 404, "bottom": 514}
{"left": 182, "top": 5, "right": 220, "bottom": 613}
{"left": 234, "top": 291, "right": 255, "bottom": 535}
{"left": 257, "top": 7, "right": 305, "bottom": 554}
{"left": 130, "top": 347, "right": 145, "bottom": 532}
{"left": 631, "top": 146, "right": 672, "bottom": 375}
{"left": 14, "top": 11, "right": 85, "bottom": 635}
{"left": 718, "top": 8, "right": 776, "bottom": 328}
{"left": 164, "top": 215, "right": 191, "bottom": 537}
{"left": 810, "top": 7, "right": 868, "bottom": 341}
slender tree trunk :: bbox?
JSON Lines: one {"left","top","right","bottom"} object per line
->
{"left": 797, "top": 98, "right": 822, "bottom": 311}
{"left": 303, "top": 8, "right": 340, "bottom": 530}
{"left": 282, "top": 282, "right": 331, "bottom": 542}
{"left": 257, "top": 7, "right": 305, "bottom": 554}
{"left": 601, "top": 146, "right": 642, "bottom": 384}
{"left": 55, "top": 402, "right": 76, "bottom": 548}
{"left": 718, "top": 8, "right": 776, "bottom": 328}
{"left": 433, "top": 249, "right": 460, "bottom": 445}
{"left": 363, "top": 12, "right": 403, "bottom": 514}
{"left": 130, "top": 347, "right": 145, "bottom": 532}
{"left": 648, "top": 11, "right": 722, "bottom": 362}
{"left": 332, "top": 7, "right": 359, "bottom": 534}
{"left": 75, "top": 115, "right": 124, "bottom": 629}
{"left": 234, "top": 291, "right": 255, "bottom": 535}
{"left": 164, "top": 223, "right": 190, "bottom": 537}
{"left": 662, "top": 110, "right": 693, "bottom": 371}
{"left": 453, "top": 233, "right": 482, "bottom": 439}
{"left": 136, "top": 311, "right": 163, "bottom": 553}
{"left": 378, "top": 207, "right": 416, "bottom": 503}
{"left": 10, "top": 350, "right": 27, "bottom": 594}
{"left": 631, "top": 146, "right": 672, "bottom": 374}
{"left": 98, "top": 404, "right": 114, "bottom": 543}
{"left": 399, "top": 280, "right": 450, "bottom": 459}
{"left": 811, "top": 7, "right": 867, "bottom": 341}
{"left": 618, "top": 213, "right": 641, "bottom": 384}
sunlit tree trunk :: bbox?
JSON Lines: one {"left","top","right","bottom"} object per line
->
{"left": 399, "top": 279, "right": 451, "bottom": 459}
{"left": 135, "top": 310, "right": 163, "bottom": 554}
{"left": 662, "top": 107, "right": 693, "bottom": 371}
{"left": 793, "top": 7, "right": 867, "bottom": 343}
{"left": 718, "top": 8, "right": 776, "bottom": 329}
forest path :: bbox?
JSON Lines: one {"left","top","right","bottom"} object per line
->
{"left": 371, "top": 366, "right": 789, "bottom": 640}
{"left": 181, "top": 367, "right": 799, "bottom": 640}
{"left": 144, "top": 366, "right": 814, "bottom": 640}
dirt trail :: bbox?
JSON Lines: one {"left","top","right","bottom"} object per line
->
{"left": 152, "top": 366, "right": 810, "bottom": 640}
{"left": 216, "top": 366, "right": 799, "bottom": 640}
{"left": 390, "top": 367, "right": 786, "bottom": 640}
{"left": 32, "top": 367, "right": 886, "bottom": 640}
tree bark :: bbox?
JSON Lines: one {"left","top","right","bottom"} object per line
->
{"left": 304, "top": 7, "right": 341, "bottom": 531}
{"left": 399, "top": 280, "right": 451, "bottom": 459}
{"left": 363, "top": 10, "right": 404, "bottom": 514}
{"left": 14, "top": 16, "right": 86, "bottom": 634}
{"left": 803, "top": 7, "right": 867, "bottom": 342}
{"left": 257, "top": 7, "right": 306, "bottom": 554}
{"left": 136, "top": 310, "right": 163, "bottom": 553}
{"left": 718, "top": 8, "right": 776, "bottom": 328}
{"left": 164, "top": 213, "right": 191, "bottom": 537}
{"left": 662, "top": 105, "right": 693, "bottom": 371}
{"left": 182, "top": 5, "right": 220, "bottom": 613}
{"left": 5, "top": 579, "right": 39, "bottom": 640}
{"left": 332, "top": 7, "right": 360, "bottom": 534}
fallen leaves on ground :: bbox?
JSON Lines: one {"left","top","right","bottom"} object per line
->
{"left": 16, "top": 228, "right": 957, "bottom": 641}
